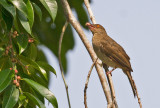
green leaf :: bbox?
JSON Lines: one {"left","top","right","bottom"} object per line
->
{"left": 70, "top": 0, "right": 89, "bottom": 29}
{"left": 0, "top": 41, "right": 7, "bottom": 47}
{"left": 37, "top": 61, "right": 56, "bottom": 76}
{"left": 17, "top": 10, "right": 31, "bottom": 34}
{"left": 13, "top": 17, "right": 20, "bottom": 33}
{"left": 28, "top": 43, "right": 37, "bottom": 61}
{"left": 0, "top": 48, "right": 5, "bottom": 58}
{"left": 0, "top": 69, "right": 11, "bottom": 87}
{"left": 39, "top": 0, "right": 57, "bottom": 22}
{"left": 1, "top": 6, "right": 13, "bottom": 30}
{"left": 18, "top": 55, "right": 40, "bottom": 70}
{"left": 75, "top": 6, "right": 89, "bottom": 29}
{"left": 23, "top": 78, "right": 58, "bottom": 108}
{"left": 18, "top": 95, "right": 26, "bottom": 108}
{"left": 19, "top": 95, "right": 26, "bottom": 101}
{"left": 24, "top": 92, "right": 46, "bottom": 108}
{"left": 32, "top": 75, "right": 48, "bottom": 87}
{"left": 18, "top": 55, "right": 47, "bottom": 80}
{"left": 32, "top": 2, "right": 42, "bottom": 21}
{"left": 17, "top": 34, "right": 28, "bottom": 54}
{"left": 2, "top": 59, "right": 12, "bottom": 70}
{"left": 0, "top": 57, "right": 9, "bottom": 70}
{"left": 0, "top": 77, "right": 12, "bottom": 93}
{"left": 24, "top": 0, "right": 34, "bottom": 28}
{"left": 0, "top": 0, "right": 16, "bottom": 18}
{"left": 8, "top": 0, "right": 28, "bottom": 18}
{"left": 2, "top": 85, "right": 19, "bottom": 108}
{"left": 0, "top": 70, "right": 13, "bottom": 93}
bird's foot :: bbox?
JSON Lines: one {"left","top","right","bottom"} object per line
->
{"left": 106, "top": 70, "right": 112, "bottom": 75}
{"left": 106, "top": 68, "right": 116, "bottom": 75}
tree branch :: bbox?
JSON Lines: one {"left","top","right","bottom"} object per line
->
{"left": 60, "top": 0, "right": 112, "bottom": 105}
{"left": 58, "top": 21, "right": 71, "bottom": 108}
{"left": 84, "top": 0, "right": 96, "bottom": 24}
{"left": 107, "top": 74, "right": 117, "bottom": 108}
{"left": 103, "top": 64, "right": 118, "bottom": 108}
{"left": 84, "top": 58, "right": 98, "bottom": 108}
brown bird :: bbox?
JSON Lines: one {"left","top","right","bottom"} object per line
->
{"left": 86, "top": 22, "right": 138, "bottom": 97}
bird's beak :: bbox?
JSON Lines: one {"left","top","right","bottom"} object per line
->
{"left": 85, "top": 22, "right": 95, "bottom": 30}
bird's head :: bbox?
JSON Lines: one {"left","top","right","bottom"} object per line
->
{"left": 85, "top": 22, "right": 106, "bottom": 34}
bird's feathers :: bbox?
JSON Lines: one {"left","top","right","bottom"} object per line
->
{"left": 126, "top": 71, "right": 137, "bottom": 97}
{"left": 99, "top": 36, "right": 133, "bottom": 72}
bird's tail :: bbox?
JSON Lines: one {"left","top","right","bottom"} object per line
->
{"left": 125, "top": 71, "right": 142, "bottom": 107}
{"left": 126, "top": 71, "right": 137, "bottom": 97}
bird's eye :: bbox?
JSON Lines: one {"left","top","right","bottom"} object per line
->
{"left": 96, "top": 25, "right": 100, "bottom": 28}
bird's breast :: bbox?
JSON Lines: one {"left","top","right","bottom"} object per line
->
{"left": 92, "top": 42, "right": 117, "bottom": 68}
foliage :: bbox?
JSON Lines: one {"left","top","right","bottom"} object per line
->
{"left": 0, "top": 0, "right": 90, "bottom": 107}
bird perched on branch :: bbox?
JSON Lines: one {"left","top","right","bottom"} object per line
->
{"left": 86, "top": 22, "right": 138, "bottom": 97}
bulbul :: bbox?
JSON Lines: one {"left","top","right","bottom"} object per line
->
{"left": 86, "top": 22, "right": 138, "bottom": 97}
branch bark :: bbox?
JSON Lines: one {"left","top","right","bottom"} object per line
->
{"left": 84, "top": 0, "right": 96, "bottom": 24}
{"left": 84, "top": 58, "right": 98, "bottom": 108}
{"left": 60, "top": 0, "right": 112, "bottom": 106}
{"left": 58, "top": 21, "right": 71, "bottom": 108}
{"left": 103, "top": 64, "right": 118, "bottom": 108}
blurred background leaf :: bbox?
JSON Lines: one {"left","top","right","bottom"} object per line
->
{"left": 33, "top": 0, "right": 90, "bottom": 74}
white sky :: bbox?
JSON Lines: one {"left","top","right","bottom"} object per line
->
{"left": 44, "top": 0, "right": 160, "bottom": 108}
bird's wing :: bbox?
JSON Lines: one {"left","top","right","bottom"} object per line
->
{"left": 108, "top": 36, "right": 130, "bottom": 60}
{"left": 100, "top": 40, "right": 132, "bottom": 71}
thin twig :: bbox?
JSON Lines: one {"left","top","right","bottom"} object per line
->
{"left": 9, "top": 32, "right": 23, "bottom": 93}
{"left": 58, "top": 21, "right": 71, "bottom": 108}
{"left": 84, "top": 0, "right": 96, "bottom": 24}
{"left": 9, "top": 33, "right": 14, "bottom": 60}
{"left": 103, "top": 64, "right": 118, "bottom": 108}
{"left": 107, "top": 74, "right": 118, "bottom": 108}
{"left": 9, "top": 32, "right": 16, "bottom": 69}
{"left": 60, "top": 0, "right": 112, "bottom": 105}
{"left": 84, "top": 58, "right": 98, "bottom": 108}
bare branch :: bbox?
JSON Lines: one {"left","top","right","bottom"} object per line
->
{"left": 103, "top": 64, "right": 118, "bottom": 108}
{"left": 84, "top": 0, "right": 96, "bottom": 24}
{"left": 60, "top": 0, "right": 112, "bottom": 105}
{"left": 84, "top": 58, "right": 98, "bottom": 108}
{"left": 107, "top": 74, "right": 118, "bottom": 108}
{"left": 58, "top": 21, "right": 71, "bottom": 108}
